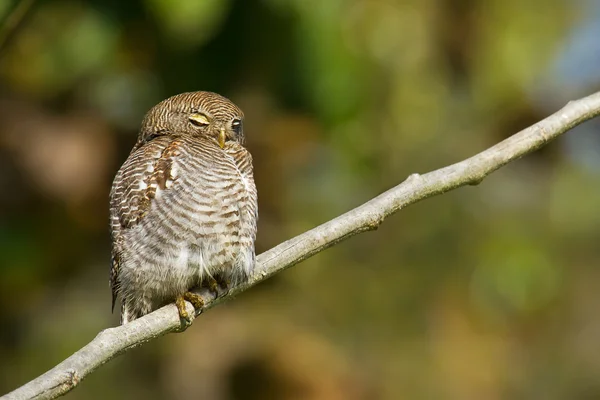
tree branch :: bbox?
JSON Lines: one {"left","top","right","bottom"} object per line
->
{"left": 4, "top": 91, "right": 600, "bottom": 400}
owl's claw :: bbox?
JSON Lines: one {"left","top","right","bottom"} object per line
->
{"left": 216, "top": 276, "right": 231, "bottom": 297}
{"left": 184, "top": 291, "right": 204, "bottom": 310}
{"left": 175, "top": 295, "right": 190, "bottom": 322}
{"left": 205, "top": 276, "right": 230, "bottom": 299}
{"left": 206, "top": 277, "right": 219, "bottom": 298}
{"left": 175, "top": 292, "right": 204, "bottom": 324}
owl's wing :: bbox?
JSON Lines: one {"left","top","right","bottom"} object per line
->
{"left": 109, "top": 136, "right": 181, "bottom": 310}
{"left": 227, "top": 144, "right": 259, "bottom": 243}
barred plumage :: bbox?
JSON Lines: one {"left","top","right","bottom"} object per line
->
{"left": 109, "top": 91, "right": 257, "bottom": 324}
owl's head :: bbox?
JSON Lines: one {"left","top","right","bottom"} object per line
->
{"left": 137, "top": 91, "right": 245, "bottom": 149}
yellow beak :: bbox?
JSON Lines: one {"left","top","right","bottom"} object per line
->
{"left": 218, "top": 128, "right": 226, "bottom": 149}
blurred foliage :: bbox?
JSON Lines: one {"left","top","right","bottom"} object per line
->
{"left": 0, "top": 0, "right": 599, "bottom": 399}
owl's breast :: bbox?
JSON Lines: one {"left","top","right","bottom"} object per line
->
{"left": 114, "top": 136, "right": 256, "bottom": 299}
{"left": 127, "top": 139, "right": 252, "bottom": 277}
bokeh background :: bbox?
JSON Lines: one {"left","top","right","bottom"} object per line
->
{"left": 1, "top": 0, "right": 600, "bottom": 398}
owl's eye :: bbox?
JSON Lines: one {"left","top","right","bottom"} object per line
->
{"left": 189, "top": 113, "right": 210, "bottom": 127}
{"left": 232, "top": 119, "right": 243, "bottom": 136}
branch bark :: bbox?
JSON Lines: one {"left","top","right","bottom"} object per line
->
{"left": 4, "top": 91, "right": 600, "bottom": 400}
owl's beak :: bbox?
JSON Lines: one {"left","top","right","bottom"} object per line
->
{"left": 218, "top": 128, "right": 226, "bottom": 149}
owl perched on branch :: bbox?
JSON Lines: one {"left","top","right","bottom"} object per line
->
{"left": 109, "top": 91, "right": 258, "bottom": 324}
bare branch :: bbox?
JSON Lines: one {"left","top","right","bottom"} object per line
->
{"left": 4, "top": 91, "right": 600, "bottom": 400}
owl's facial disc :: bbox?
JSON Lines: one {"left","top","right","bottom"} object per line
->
{"left": 187, "top": 110, "right": 242, "bottom": 148}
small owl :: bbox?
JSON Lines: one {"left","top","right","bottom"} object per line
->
{"left": 109, "top": 91, "right": 258, "bottom": 324}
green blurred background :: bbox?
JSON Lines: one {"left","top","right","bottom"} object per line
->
{"left": 1, "top": 0, "right": 600, "bottom": 398}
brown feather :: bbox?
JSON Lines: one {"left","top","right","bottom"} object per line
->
{"left": 109, "top": 91, "right": 257, "bottom": 324}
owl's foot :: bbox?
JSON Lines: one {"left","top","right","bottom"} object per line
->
{"left": 205, "top": 276, "right": 230, "bottom": 299}
{"left": 216, "top": 276, "right": 231, "bottom": 296}
{"left": 184, "top": 291, "right": 205, "bottom": 310}
{"left": 204, "top": 276, "right": 230, "bottom": 298}
{"left": 175, "top": 292, "right": 205, "bottom": 323}
{"left": 175, "top": 295, "right": 190, "bottom": 323}
{"left": 206, "top": 277, "right": 219, "bottom": 298}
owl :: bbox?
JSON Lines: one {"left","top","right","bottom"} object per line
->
{"left": 109, "top": 91, "right": 258, "bottom": 324}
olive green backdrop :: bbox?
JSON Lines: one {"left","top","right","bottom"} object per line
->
{"left": 1, "top": 0, "right": 600, "bottom": 399}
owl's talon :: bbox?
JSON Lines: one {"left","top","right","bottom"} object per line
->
{"left": 175, "top": 295, "right": 191, "bottom": 322}
{"left": 206, "top": 277, "right": 219, "bottom": 298}
{"left": 184, "top": 291, "right": 204, "bottom": 311}
{"left": 215, "top": 276, "right": 231, "bottom": 297}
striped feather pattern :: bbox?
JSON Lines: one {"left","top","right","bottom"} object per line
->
{"left": 109, "top": 92, "right": 257, "bottom": 324}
